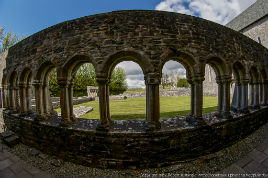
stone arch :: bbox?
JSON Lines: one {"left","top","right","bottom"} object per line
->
{"left": 160, "top": 50, "right": 204, "bottom": 124}
{"left": 231, "top": 61, "right": 248, "bottom": 113}
{"left": 104, "top": 50, "right": 149, "bottom": 79}
{"left": 58, "top": 54, "right": 96, "bottom": 123}
{"left": 34, "top": 61, "right": 57, "bottom": 119}
{"left": 19, "top": 68, "right": 33, "bottom": 114}
{"left": 8, "top": 71, "right": 19, "bottom": 110}
{"left": 204, "top": 57, "right": 231, "bottom": 118}
{"left": 96, "top": 50, "right": 154, "bottom": 130}
{"left": 160, "top": 50, "right": 197, "bottom": 80}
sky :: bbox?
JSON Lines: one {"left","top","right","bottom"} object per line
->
{"left": 0, "top": 0, "right": 256, "bottom": 88}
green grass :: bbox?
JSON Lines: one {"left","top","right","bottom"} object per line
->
{"left": 55, "top": 96, "right": 218, "bottom": 120}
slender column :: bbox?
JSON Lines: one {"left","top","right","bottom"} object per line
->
{"left": 221, "top": 78, "right": 232, "bottom": 118}
{"left": 231, "top": 81, "right": 242, "bottom": 112}
{"left": 68, "top": 81, "right": 76, "bottom": 122}
{"left": 96, "top": 77, "right": 112, "bottom": 130}
{"left": 262, "top": 80, "right": 268, "bottom": 106}
{"left": 193, "top": 77, "right": 204, "bottom": 118}
{"left": 186, "top": 76, "right": 205, "bottom": 125}
{"left": 9, "top": 86, "right": 16, "bottom": 110}
{"left": 249, "top": 81, "right": 254, "bottom": 107}
{"left": 33, "top": 81, "right": 45, "bottom": 118}
{"left": 145, "top": 73, "right": 160, "bottom": 130}
{"left": 216, "top": 78, "right": 223, "bottom": 115}
{"left": 2, "top": 86, "right": 7, "bottom": 108}
{"left": 253, "top": 81, "right": 260, "bottom": 109}
{"left": 18, "top": 83, "right": 27, "bottom": 113}
{"left": 240, "top": 79, "right": 249, "bottom": 113}
{"left": 188, "top": 80, "right": 194, "bottom": 117}
{"left": 26, "top": 85, "right": 32, "bottom": 112}
{"left": 59, "top": 80, "right": 71, "bottom": 123}
{"left": 15, "top": 86, "right": 20, "bottom": 111}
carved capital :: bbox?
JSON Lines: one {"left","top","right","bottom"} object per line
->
{"left": 32, "top": 80, "right": 43, "bottom": 87}
{"left": 145, "top": 73, "right": 160, "bottom": 85}
{"left": 96, "top": 77, "right": 110, "bottom": 85}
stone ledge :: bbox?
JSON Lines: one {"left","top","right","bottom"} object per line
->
{"left": 2, "top": 107, "right": 268, "bottom": 169}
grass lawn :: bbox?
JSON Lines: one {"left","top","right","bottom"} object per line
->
{"left": 56, "top": 96, "right": 218, "bottom": 120}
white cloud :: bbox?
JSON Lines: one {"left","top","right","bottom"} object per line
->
{"left": 155, "top": 0, "right": 256, "bottom": 24}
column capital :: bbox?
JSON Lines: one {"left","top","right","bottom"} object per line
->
{"left": 18, "top": 82, "right": 27, "bottom": 88}
{"left": 58, "top": 79, "right": 74, "bottom": 88}
{"left": 240, "top": 79, "right": 249, "bottom": 85}
{"left": 192, "top": 76, "right": 205, "bottom": 83}
{"left": 96, "top": 77, "right": 110, "bottom": 85}
{"left": 32, "top": 80, "right": 43, "bottom": 87}
{"left": 145, "top": 73, "right": 160, "bottom": 85}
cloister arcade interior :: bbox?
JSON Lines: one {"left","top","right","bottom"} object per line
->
{"left": 2, "top": 52, "right": 268, "bottom": 131}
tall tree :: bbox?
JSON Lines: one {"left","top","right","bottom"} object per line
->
{"left": 0, "top": 26, "right": 26, "bottom": 52}
{"left": 109, "top": 67, "right": 128, "bottom": 95}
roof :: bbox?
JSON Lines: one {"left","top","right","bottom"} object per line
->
{"left": 226, "top": 0, "right": 268, "bottom": 31}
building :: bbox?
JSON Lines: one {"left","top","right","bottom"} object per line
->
{"left": 226, "top": 0, "right": 268, "bottom": 48}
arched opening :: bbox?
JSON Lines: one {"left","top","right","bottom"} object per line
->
{"left": 8, "top": 71, "right": 19, "bottom": 111}
{"left": 19, "top": 68, "right": 33, "bottom": 114}
{"left": 108, "top": 61, "right": 145, "bottom": 120}
{"left": 203, "top": 57, "right": 230, "bottom": 118}
{"left": 160, "top": 60, "right": 191, "bottom": 118}
{"left": 231, "top": 61, "right": 248, "bottom": 113}
{"left": 35, "top": 61, "right": 58, "bottom": 119}
{"left": 58, "top": 55, "right": 98, "bottom": 123}
{"left": 249, "top": 66, "right": 260, "bottom": 109}
{"left": 160, "top": 51, "right": 204, "bottom": 125}
{"left": 1, "top": 75, "right": 8, "bottom": 108}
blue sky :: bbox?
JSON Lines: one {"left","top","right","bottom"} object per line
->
{"left": 0, "top": 0, "right": 256, "bottom": 88}
{"left": 0, "top": 0, "right": 161, "bottom": 37}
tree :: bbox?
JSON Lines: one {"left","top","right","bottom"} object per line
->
{"left": 0, "top": 26, "right": 26, "bottom": 52}
{"left": 161, "top": 73, "right": 169, "bottom": 89}
{"left": 48, "top": 64, "right": 128, "bottom": 97}
{"left": 177, "top": 78, "right": 190, "bottom": 88}
{"left": 109, "top": 67, "right": 128, "bottom": 95}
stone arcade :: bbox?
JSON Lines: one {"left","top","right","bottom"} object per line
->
{"left": 1, "top": 10, "right": 268, "bottom": 169}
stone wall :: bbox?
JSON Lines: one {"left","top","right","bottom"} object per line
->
{"left": 3, "top": 107, "right": 268, "bottom": 169}
{"left": 0, "top": 50, "right": 7, "bottom": 87}
{"left": 107, "top": 88, "right": 191, "bottom": 100}
{"left": 241, "top": 16, "right": 268, "bottom": 48}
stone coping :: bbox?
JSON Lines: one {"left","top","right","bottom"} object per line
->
{"left": 2, "top": 107, "right": 268, "bottom": 169}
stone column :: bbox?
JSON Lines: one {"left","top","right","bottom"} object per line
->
{"left": 187, "top": 77, "right": 205, "bottom": 125}
{"left": 231, "top": 81, "right": 242, "bottom": 112}
{"left": 8, "top": 84, "right": 15, "bottom": 110}
{"left": 2, "top": 85, "right": 8, "bottom": 108}
{"left": 261, "top": 80, "right": 268, "bottom": 106}
{"left": 145, "top": 73, "right": 160, "bottom": 130}
{"left": 188, "top": 79, "right": 194, "bottom": 117}
{"left": 33, "top": 81, "right": 45, "bottom": 118}
{"left": 216, "top": 78, "right": 223, "bottom": 115}
{"left": 26, "top": 85, "right": 32, "bottom": 112}
{"left": 96, "top": 77, "right": 112, "bottom": 131}
{"left": 59, "top": 80, "right": 72, "bottom": 123}
{"left": 253, "top": 81, "right": 260, "bottom": 109}
{"left": 240, "top": 79, "right": 249, "bottom": 113}
{"left": 221, "top": 78, "right": 232, "bottom": 118}
{"left": 18, "top": 83, "right": 27, "bottom": 113}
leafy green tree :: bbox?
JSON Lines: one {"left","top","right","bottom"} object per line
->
{"left": 109, "top": 67, "right": 128, "bottom": 95}
{"left": 177, "top": 78, "right": 190, "bottom": 88}
{"left": 48, "top": 64, "right": 128, "bottom": 97}
{"left": 0, "top": 26, "right": 27, "bottom": 52}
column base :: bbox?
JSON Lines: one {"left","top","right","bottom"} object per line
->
{"left": 96, "top": 120, "right": 114, "bottom": 132}
{"left": 214, "top": 112, "right": 232, "bottom": 119}
{"left": 249, "top": 105, "right": 260, "bottom": 110}
{"left": 144, "top": 121, "right": 161, "bottom": 132}
{"left": 186, "top": 116, "right": 206, "bottom": 127}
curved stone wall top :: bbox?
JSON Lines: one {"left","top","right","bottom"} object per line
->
{"left": 5, "top": 10, "right": 268, "bottom": 78}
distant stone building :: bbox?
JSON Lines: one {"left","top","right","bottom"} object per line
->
{"left": 204, "top": 0, "right": 268, "bottom": 97}
{"left": 226, "top": 0, "right": 268, "bottom": 48}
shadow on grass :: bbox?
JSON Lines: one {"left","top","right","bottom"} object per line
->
{"left": 106, "top": 106, "right": 218, "bottom": 120}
